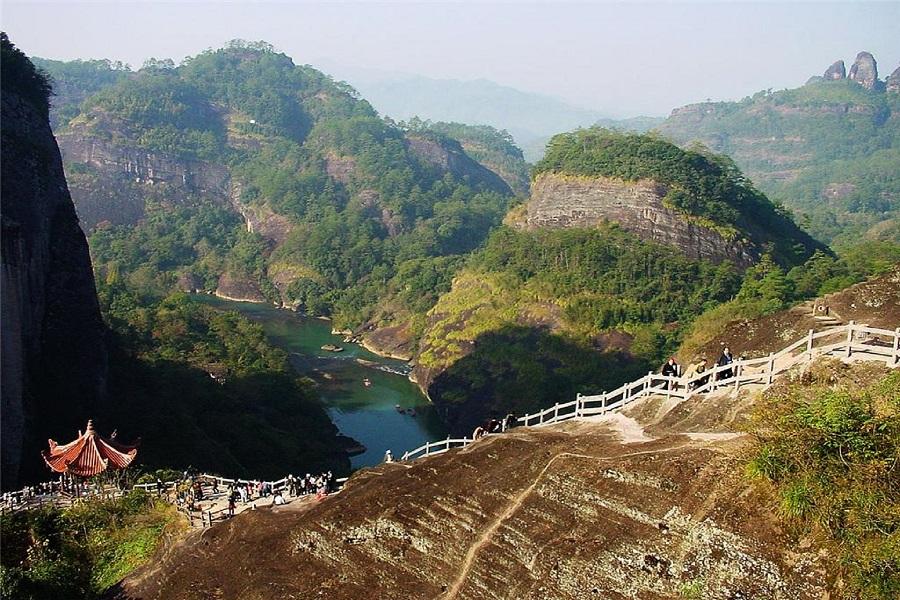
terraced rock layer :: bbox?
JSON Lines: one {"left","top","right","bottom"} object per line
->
{"left": 114, "top": 415, "right": 832, "bottom": 599}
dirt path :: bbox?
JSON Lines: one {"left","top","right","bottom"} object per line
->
{"left": 444, "top": 440, "right": 696, "bottom": 599}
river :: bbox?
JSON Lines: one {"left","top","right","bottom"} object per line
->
{"left": 194, "top": 296, "right": 447, "bottom": 469}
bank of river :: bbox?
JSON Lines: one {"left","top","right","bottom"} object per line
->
{"left": 194, "top": 296, "right": 447, "bottom": 468}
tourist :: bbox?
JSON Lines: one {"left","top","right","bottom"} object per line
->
{"left": 228, "top": 491, "right": 237, "bottom": 517}
{"left": 716, "top": 347, "right": 734, "bottom": 381}
{"left": 661, "top": 357, "right": 680, "bottom": 389}
{"left": 683, "top": 357, "right": 709, "bottom": 390}
{"left": 239, "top": 485, "right": 248, "bottom": 504}
{"left": 384, "top": 449, "right": 393, "bottom": 463}
{"left": 273, "top": 492, "right": 286, "bottom": 506}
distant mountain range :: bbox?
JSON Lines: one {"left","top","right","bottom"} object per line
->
{"left": 658, "top": 51, "right": 900, "bottom": 245}
{"left": 317, "top": 64, "right": 661, "bottom": 161}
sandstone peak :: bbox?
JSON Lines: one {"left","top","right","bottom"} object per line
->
{"left": 848, "top": 51, "right": 878, "bottom": 89}
{"left": 887, "top": 65, "right": 900, "bottom": 93}
{"left": 822, "top": 59, "right": 845, "bottom": 80}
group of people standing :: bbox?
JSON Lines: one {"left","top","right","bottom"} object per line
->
{"left": 660, "top": 347, "right": 735, "bottom": 391}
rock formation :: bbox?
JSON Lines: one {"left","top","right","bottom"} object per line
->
{"left": 1, "top": 35, "right": 107, "bottom": 489}
{"left": 848, "top": 51, "right": 878, "bottom": 90}
{"left": 887, "top": 65, "right": 900, "bottom": 93}
{"left": 57, "top": 132, "right": 231, "bottom": 230}
{"left": 404, "top": 134, "right": 512, "bottom": 196}
{"left": 515, "top": 173, "right": 759, "bottom": 268}
{"left": 823, "top": 59, "right": 845, "bottom": 80}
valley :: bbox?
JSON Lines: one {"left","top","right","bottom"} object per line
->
{"left": 1, "top": 15, "right": 899, "bottom": 599}
{"left": 195, "top": 296, "right": 446, "bottom": 469}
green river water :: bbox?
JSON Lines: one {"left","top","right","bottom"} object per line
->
{"left": 195, "top": 296, "right": 447, "bottom": 469}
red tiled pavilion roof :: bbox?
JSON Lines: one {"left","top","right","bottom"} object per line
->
{"left": 42, "top": 420, "right": 138, "bottom": 477}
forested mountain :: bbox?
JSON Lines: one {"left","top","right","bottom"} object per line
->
{"left": 42, "top": 41, "right": 518, "bottom": 338}
{"left": 404, "top": 119, "right": 531, "bottom": 196}
{"left": 413, "top": 130, "right": 828, "bottom": 433}
{"left": 658, "top": 52, "right": 900, "bottom": 245}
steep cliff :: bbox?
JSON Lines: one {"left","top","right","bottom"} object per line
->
{"left": 1, "top": 34, "right": 107, "bottom": 489}
{"left": 529, "top": 129, "right": 825, "bottom": 268}
{"left": 517, "top": 173, "right": 758, "bottom": 267}
{"left": 58, "top": 130, "right": 231, "bottom": 230}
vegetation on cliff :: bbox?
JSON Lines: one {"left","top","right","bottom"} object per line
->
{"left": 747, "top": 360, "right": 900, "bottom": 599}
{"left": 534, "top": 129, "right": 821, "bottom": 265}
{"left": 678, "top": 244, "right": 900, "bottom": 360}
{"left": 658, "top": 77, "right": 900, "bottom": 244}
{"left": 418, "top": 223, "right": 743, "bottom": 432}
{"left": 402, "top": 119, "right": 531, "bottom": 195}
{"left": 0, "top": 491, "right": 184, "bottom": 599}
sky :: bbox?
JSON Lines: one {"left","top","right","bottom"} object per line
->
{"left": 3, "top": 1, "right": 899, "bottom": 116}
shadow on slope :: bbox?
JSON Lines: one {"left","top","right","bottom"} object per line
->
{"left": 427, "top": 324, "right": 650, "bottom": 436}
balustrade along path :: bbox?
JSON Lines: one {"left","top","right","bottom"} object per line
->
{"left": 2, "top": 321, "right": 897, "bottom": 526}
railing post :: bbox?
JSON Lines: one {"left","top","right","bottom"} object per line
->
{"left": 646, "top": 371, "right": 652, "bottom": 394}
{"left": 894, "top": 328, "right": 900, "bottom": 366}
{"left": 767, "top": 353, "right": 775, "bottom": 385}
{"left": 846, "top": 321, "right": 854, "bottom": 358}
{"left": 205, "top": 509, "right": 212, "bottom": 527}
{"left": 807, "top": 329, "right": 814, "bottom": 360}
{"left": 733, "top": 362, "right": 742, "bottom": 394}
{"left": 575, "top": 393, "right": 582, "bottom": 418}
{"left": 553, "top": 403, "right": 559, "bottom": 422}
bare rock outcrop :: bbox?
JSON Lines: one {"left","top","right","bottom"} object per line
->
{"left": 516, "top": 173, "right": 758, "bottom": 267}
{"left": 57, "top": 132, "right": 231, "bottom": 230}
{"left": 887, "top": 65, "right": 900, "bottom": 93}
{"left": 405, "top": 134, "right": 512, "bottom": 195}
{"left": 116, "top": 419, "right": 835, "bottom": 599}
{"left": 823, "top": 59, "right": 846, "bottom": 80}
{"left": 848, "top": 51, "right": 878, "bottom": 90}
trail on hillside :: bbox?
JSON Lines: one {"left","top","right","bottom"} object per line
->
{"left": 444, "top": 441, "right": 693, "bottom": 599}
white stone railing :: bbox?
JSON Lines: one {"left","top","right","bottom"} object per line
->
{"left": 5, "top": 322, "right": 895, "bottom": 525}
{"left": 398, "top": 321, "right": 898, "bottom": 453}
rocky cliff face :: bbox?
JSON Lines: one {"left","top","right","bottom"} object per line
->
{"left": 58, "top": 130, "right": 231, "bottom": 230}
{"left": 848, "top": 51, "right": 878, "bottom": 90}
{"left": 888, "top": 66, "right": 900, "bottom": 93}
{"left": 515, "top": 173, "right": 758, "bottom": 267}
{"left": 1, "top": 37, "right": 107, "bottom": 489}
{"left": 405, "top": 134, "right": 512, "bottom": 196}
{"left": 823, "top": 59, "right": 846, "bottom": 80}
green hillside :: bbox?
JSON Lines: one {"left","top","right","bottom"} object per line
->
{"left": 47, "top": 41, "right": 515, "bottom": 333}
{"left": 658, "top": 77, "right": 900, "bottom": 244}
{"left": 534, "top": 129, "right": 826, "bottom": 265}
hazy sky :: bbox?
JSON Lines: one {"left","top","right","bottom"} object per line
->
{"left": 3, "top": 1, "right": 899, "bottom": 116}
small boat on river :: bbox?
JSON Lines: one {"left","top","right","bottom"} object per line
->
{"left": 321, "top": 344, "right": 344, "bottom": 352}
{"left": 363, "top": 378, "right": 372, "bottom": 387}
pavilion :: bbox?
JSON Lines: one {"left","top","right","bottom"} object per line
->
{"left": 42, "top": 420, "right": 139, "bottom": 477}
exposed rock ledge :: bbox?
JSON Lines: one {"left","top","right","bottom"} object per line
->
{"left": 215, "top": 272, "right": 266, "bottom": 303}
{"left": 515, "top": 173, "right": 758, "bottom": 268}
